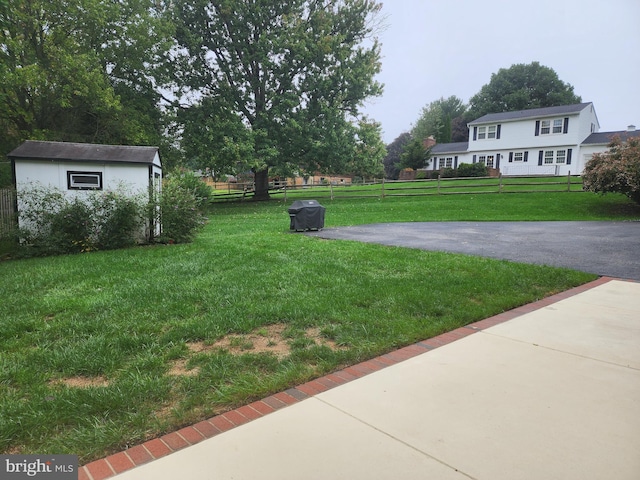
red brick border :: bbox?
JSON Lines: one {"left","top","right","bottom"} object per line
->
{"left": 79, "top": 277, "right": 619, "bottom": 480}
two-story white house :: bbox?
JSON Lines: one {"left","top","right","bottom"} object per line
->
{"left": 429, "top": 102, "right": 639, "bottom": 176}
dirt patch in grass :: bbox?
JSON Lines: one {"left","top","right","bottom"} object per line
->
{"left": 168, "top": 358, "right": 200, "bottom": 377}
{"left": 181, "top": 323, "right": 344, "bottom": 362}
{"left": 53, "top": 376, "right": 110, "bottom": 389}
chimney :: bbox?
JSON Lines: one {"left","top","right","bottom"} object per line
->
{"left": 627, "top": 125, "right": 636, "bottom": 132}
{"left": 423, "top": 135, "right": 436, "bottom": 149}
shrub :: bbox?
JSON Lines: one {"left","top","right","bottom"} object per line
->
{"left": 48, "top": 198, "right": 95, "bottom": 253}
{"left": 166, "top": 168, "right": 212, "bottom": 209}
{"left": 415, "top": 170, "right": 428, "bottom": 180}
{"left": 440, "top": 168, "right": 457, "bottom": 178}
{"left": 457, "top": 162, "right": 488, "bottom": 177}
{"left": 16, "top": 184, "right": 146, "bottom": 256}
{"left": 91, "top": 189, "right": 146, "bottom": 250}
{"left": 157, "top": 177, "right": 207, "bottom": 244}
{"left": 583, "top": 137, "right": 640, "bottom": 204}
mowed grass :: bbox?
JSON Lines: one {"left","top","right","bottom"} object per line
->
{"left": 1, "top": 191, "right": 638, "bottom": 463}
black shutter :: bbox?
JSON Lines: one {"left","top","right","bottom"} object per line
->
{"left": 496, "top": 153, "right": 500, "bottom": 169}
{"left": 535, "top": 120, "right": 540, "bottom": 136}
{"left": 473, "top": 154, "right": 477, "bottom": 164}
{"left": 496, "top": 124, "right": 501, "bottom": 139}
{"left": 473, "top": 127, "right": 477, "bottom": 141}
{"left": 509, "top": 152, "right": 513, "bottom": 163}
{"left": 567, "top": 148, "right": 572, "bottom": 165}
{"left": 454, "top": 156, "right": 458, "bottom": 169}
{"left": 538, "top": 150, "right": 544, "bottom": 166}
{"left": 524, "top": 151, "right": 529, "bottom": 162}
{"left": 563, "top": 117, "right": 569, "bottom": 134}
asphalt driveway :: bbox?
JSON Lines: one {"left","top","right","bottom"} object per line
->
{"left": 306, "top": 221, "right": 640, "bottom": 281}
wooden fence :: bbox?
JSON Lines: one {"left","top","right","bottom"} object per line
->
{"left": 210, "top": 173, "right": 584, "bottom": 203}
{"left": 0, "top": 188, "right": 16, "bottom": 234}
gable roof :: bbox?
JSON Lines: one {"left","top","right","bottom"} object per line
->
{"left": 430, "top": 142, "right": 469, "bottom": 155}
{"left": 8, "top": 140, "right": 160, "bottom": 165}
{"left": 469, "top": 103, "right": 592, "bottom": 125}
{"left": 582, "top": 129, "right": 640, "bottom": 145}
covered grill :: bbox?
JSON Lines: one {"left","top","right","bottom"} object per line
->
{"left": 288, "top": 200, "right": 325, "bottom": 232}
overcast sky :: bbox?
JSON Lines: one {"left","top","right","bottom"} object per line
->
{"left": 362, "top": 0, "right": 640, "bottom": 144}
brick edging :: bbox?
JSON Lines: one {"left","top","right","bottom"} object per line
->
{"left": 79, "top": 276, "right": 617, "bottom": 480}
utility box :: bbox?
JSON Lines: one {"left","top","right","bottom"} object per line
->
{"left": 288, "top": 200, "right": 325, "bottom": 232}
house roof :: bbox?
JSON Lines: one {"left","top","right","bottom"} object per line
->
{"left": 582, "top": 129, "right": 640, "bottom": 145}
{"left": 469, "top": 102, "right": 592, "bottom": 125}
{"left": 8, "top": 140, "right": 160, "bottom": 165}
{"left": 430, "top": 142, "right": 469, "bottom": 154}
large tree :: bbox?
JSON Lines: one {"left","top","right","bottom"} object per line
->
{"left": 173, "top": 0, "right": 384, "bottom": 199}
{"left": 467, "top": 61, "right": 582, "bottom": 120}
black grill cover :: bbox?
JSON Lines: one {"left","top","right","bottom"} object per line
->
{"left": 288, "top": 200, "right": 325, "bottom": 231}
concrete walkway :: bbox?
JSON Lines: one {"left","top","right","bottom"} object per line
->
{"left": 81, "top": 277, "right": 640, "bottom": 480}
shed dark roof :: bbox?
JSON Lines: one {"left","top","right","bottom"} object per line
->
{"left": 469, "top": 103, "right": 592, "bottom": 125}
{"left": 430, "top": 142, "right": 469, "bottom": 154}
{"left": 582, "top": 129, "right": 640, "bottom": 145}
{"left": 8, "top": 140, "right": 160, "bottom": 165}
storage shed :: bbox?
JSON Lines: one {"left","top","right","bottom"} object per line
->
{"left": 8, "top": 140, "right": 162, "bottom": 237}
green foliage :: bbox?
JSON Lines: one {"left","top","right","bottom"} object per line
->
{"left": 346, "top": 118, "right": 386, "bottom": 179}
{"left": 456, "top": 162, "right": 488, "bottom": 178}
{"left": 400, "top": 138, "right": 430, "bottom": 170}
{"left": 91, "top": 191, "right": 146, "bottom": 250}
{"left": 0, "top": 162, "right": 12, "bottom": 187}
{"left": 583, "top": 137, "right": 640, "bottom": 204}
{"left": 411, "top": 96, "right": 467, "bottom": 144}
{"left": 48, "top": 199, "right": 95, "bottom": 254}
{"left": 0, "top": 0, "right": 173, "bottom": 158}
{"left": 467, "top": 61, "right": 582, "bottom": 119}
{"left": 440, "top": 167, "right": 457, "bottom": 178}
{"left": 157, "top": 173, "right": 208, "bottom": 244}
{"left": 383, "top": 132, "right": 411, "bottom": 180}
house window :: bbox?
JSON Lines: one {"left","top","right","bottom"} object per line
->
{"left": 540, "top": 118, "right": 564, "bottom": 135}
{"left": 486, "top": 155, "right": 494, "bottom": 168}
{"left": 552, "top": 119, "right": 563, "bottom": 134}
{"left": 544, "top": 151, "right": 554, "bottom": 164}
{"left": 514, "top": 152, "right": 523, "bottom": 162}
{"left": 477, "top": 126, "right": 486, "bottom": 140}
{"left": 445, "top": 157, "right": 453, "bottom": 168}
{"left": 487, "top": 125, "right": 496, "bottom": 139}
{"left": 556, "top": 150, "right": 566, "bottom": 164}
{"left": 439, "top": 158, "right": 445, "bottom": 169}
{"left": 478, "top": 155, "right": 486, "bottom": 165}
{"left": 67, "top": 171, "right": 102, "bottom": 190}
{"left": 540, "top": 120, "right": 551, "bottom": 135}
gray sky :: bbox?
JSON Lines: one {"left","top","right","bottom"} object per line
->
{"left": 362, "top": 0, "right": 640, "bottom": 144}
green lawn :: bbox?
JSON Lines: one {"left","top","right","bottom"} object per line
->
{"left": 1, "top": 191, "right": 638, "bottom": 462}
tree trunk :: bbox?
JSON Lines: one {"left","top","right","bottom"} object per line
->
{"left": 253, "top": 168, "right": 270, "bottom": 201}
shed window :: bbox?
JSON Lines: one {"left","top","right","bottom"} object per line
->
{"left": 68, "top": 171, "right": 103, "bottom": 190}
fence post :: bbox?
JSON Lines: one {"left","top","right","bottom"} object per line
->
{"left": 437, "top": 175, "right": 441, "bottom": 194}
{"left": 499, "top": 173, "right": 503, "bottom": 193}
{"left": 283, "top": 184, "right": 287, "bottom": 203}
{"left": 381, "top": 178, "right": 385, "bottom": 199}
{"left": 330, "top": 182, "right": 334, "bottom": 200}
{"left": 567, "top": 171, "right": 571, "bottom": 192}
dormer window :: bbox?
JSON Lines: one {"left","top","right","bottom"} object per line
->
{"left": 474, "top": 124, "right": 501, "bottom": 140}
{"left": 536, "top": 117, "right": 569, "bottom": 135}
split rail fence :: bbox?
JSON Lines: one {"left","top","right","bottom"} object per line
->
{"left": 210, "top": 173, "right": 583, "bottom": 203}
